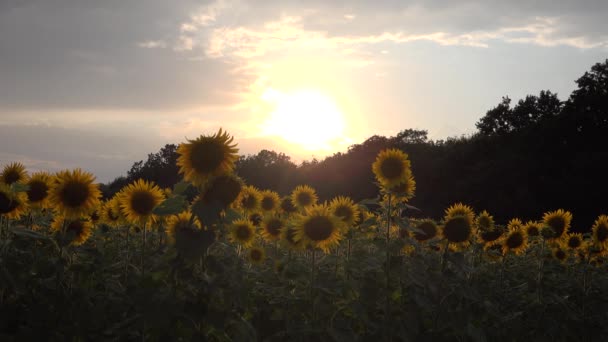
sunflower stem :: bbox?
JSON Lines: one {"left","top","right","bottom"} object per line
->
{"left": 310, "top": 248, "right": 316, "bottom": 322}
{"left": 125, "top": 227, "right": 130, "bottom": 283}
{"left": 141, "top": 223, "right": 147, "bottom": 276}
{"left": 536, "top": 239, "right": 545, "bottom": 303}
{"left": 385, "top": 193, "right": 392, "bottom": 342}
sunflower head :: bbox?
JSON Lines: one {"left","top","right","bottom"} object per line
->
{"left": 247, "top": 246, "right": 266, "bottom": 265}
{"left": 248, "top": 212, "right": 263, "bottom": 226}
{"left": 280, "top": 225, "right": 303, "bottom": 250}
{"left": 26, "top": 172, "right": 54, "bottom": 209}
{"left": 563, "top": 233, "right": 584, "bottom": 250}
{"left": 552, "top": 246, "right": 568, "bottom": 263}
{"left": 49, "top": 169, "right": 101, "bottom": 219}
{"left": 118, "top": 179, "right": 165, "bottom": 225}
{"left": 199, "top": 173, "right": 243, "bottom": 208}
{"left": 294, "top": 205, "right": 344, "bottom": 253}
{"left": 176, "top": 128, "right": 239, "bottom": 186}
{"left": 372, "top": 149, "right": 412, "bottom": 189}
{"left": 280, "top": 196, "right": 297, "bottom": 215}
{"left": 543, "top": 209, "right": 572, "bottom": 239}
{"left": 441, "top": 215, "right": 472, "bottom": 247}
{"left": 329, "top": 196, "right": 359, "bottom": 227}
{"left": 1, "top": 162, "right": 28, "bottom": 185}
{"left": 261, "top": 215, "right": 285, "bottom": 242}
{"left": 502, "top": 226, "right": 528, "bottom": 255}
{"left": 444, "top": 203, "right": 475, "bottom": 224}
{"left": 524, "top": 221, "right": 542, "bottom": 237}
{"left": 592, "top": 215, "right": 608, "bottom": 249}
{"left": 101, "top": 198, "right": 122, "bottom": 226}
{"left": 478, "top": 227, "right": 504, "bottom": 249}
{"left": 412, "top": 219, "right": 438, "bottom": 242}
{"left": 476, "top": 211, "right": 495, "bottom": 232}
{"left": 0, "top": 183, "right": 29, "bottom": 219}
{"left": 166, "top": 211, "right": 211, "bottom": 258}
{"left": 291, "top": 185, "right": 318, "bottom": 211}
{"left": 228, "top": 218, "right": 256, "bottom": 247}
{"left": 51, "top": 216, "right": 93, "bottom": 246}
{"left": 234, "top": 185, "right": 262, "bottom": 212}
{"left": 260, "top": 190, "right": 280, "bottom": 213}
{"left": 386, "top": 171, "right": 416, "bottom": 201}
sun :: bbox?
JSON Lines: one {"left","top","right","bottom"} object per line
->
{"left": 261, "top": 88, "right": 347, "bottom": 151}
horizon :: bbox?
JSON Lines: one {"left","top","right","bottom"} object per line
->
{"left": 1, "top": 0, "right": 607, "bottom": 182}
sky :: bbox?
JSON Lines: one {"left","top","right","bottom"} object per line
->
{"left": 1, "top": 0, "right": 607, "bottom": 183}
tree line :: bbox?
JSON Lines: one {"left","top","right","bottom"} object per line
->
{"left": 101, "top": 59, "right": 608, "bottom": 231}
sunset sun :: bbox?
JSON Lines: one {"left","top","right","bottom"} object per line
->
{"left": 261, "top": 88, "right": 346, "bottom": 151}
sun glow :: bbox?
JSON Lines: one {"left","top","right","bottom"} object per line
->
{"left": 261, "top": 88, "right": 347, "bottom": 151}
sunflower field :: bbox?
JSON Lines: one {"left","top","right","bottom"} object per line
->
{"left": 1, "top": 129, "right": 608, "bottom": 341}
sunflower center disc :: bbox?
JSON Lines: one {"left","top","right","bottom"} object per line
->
{"left": 568, "top": 238, "right": 581, "bottom": 248}
{"left": 443, "top": 216, "right": 471, "bottom": 243}
{"left": 129, "top": 191, "right": 157, "bottom": 216}
{"left": 547, "top": 217, "right": 566, "bottom": 237}
{"left": 4, "top": 171, "right": 22, "bottom": 185}
{"left": 334, "top": 206, "right": 353, "bottom": 222}
{"left": 236, "top": 225, "right": 252, "bottom": 240}
{"left": 380, "top": 157, "right": 404, "bottom": 180}
{"left": 27, "top": 181, "right": 49, "bottom": 202}
{"left": 261, "top": 197, "right": 275, "bottom": 211}
{"left": 0, "top": 192, "right": 18, "bottom": 214}
{"left": 190, "top": 141, "right": 225, "bottom": 174}
{"left": 506, "top": 233, "right": 524, "bottom": 249}
{"left": 598, "top": 226, "right": 608, "bottom": 242}
{"left": 304, "top": 216, "right": 334, "bottom": 241}
{"left": 266, "top": 219, "right": 282, "bottom": 236}
{"left": 61, "top": 181, "right": 91, "bottom": 208}
{"left": 296, "top": 193, "right": 312, "bottom": 207}
{"left": 205, "top": 176, "right": 241, "bottom": 206}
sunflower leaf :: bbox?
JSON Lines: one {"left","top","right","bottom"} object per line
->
{"left": 153, "top": 195, "right": 187, "bottom": 215}
{"left": 10, "top": 182, "right": 30, "bottom": 193}
{"left": 172, "top": 181, "right": 190, "bottom": 195}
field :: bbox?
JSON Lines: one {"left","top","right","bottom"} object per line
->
{"left": 1, "top": 129, "right": 608, "bottom": 341}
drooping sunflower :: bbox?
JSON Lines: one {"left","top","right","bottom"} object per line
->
{"left": 444, "top": 203, "right": 475, "bottom": 224}
{"left": 51, "top": 216, "right": 93, "bottom": 246}
{"left": 441, "top": 215, "right": 472, "bottom": 248}
{"left": 228, "top": 218, "right": 256, "bottom": 247}
{"left": 49, "top": 169, "right": 101, "bottom": 219}
{"left": 260, "top": 215, "right": 285, "bottom": 242}
{"left": 199, "top": 173, "right": 243, "bottom": 208}
{"left": 563, "top": 233, "right": 584, "bottom": 251}
{"left": 101, "top": 198, "right": 122, "bottom": 226}
{"left": 166, "top": 211, "right": 209, "bottom": 257}
{"left": 1, "top": 162, "right": 28, "bottom": 185}
{"left": 280, "top": 196, "right": 297, "bottom": 215}
{"left": 501, "top": 225, "right": 528, "bottom": 255}
{"left": 176, "top": 128, "right": 239, "bottom": 186}
{"left": 290, "top": 185, "right": 318, "bottom": 211}
{"left": 247, "top": 246, "right": 266, "bottom": 265}
{"left": 26, "top": 171, "right": 54, "bottom": 209}
{"left": 524, "top": 221, "right": 542, "bottom": 238}
{"left": 118, "top": 179, "right": 165, "bottom": 225}
{"left": 280, "top": 225, "right": 303, "bottom": 250}
{"left": 329, "top": 196, "right": 359, "bottom": 227}
{"left": 0, "top": 183, "right": 28, "bottom": 220}
{"left": 475, "top": 211, "right": 495, "bottom": 232}
{"left": 293, "top": 205, "right": 344, "bottom": 252}
{"left": 543, "top": 209, "right": 572, "bottom": 239}
{"left": 591, "top": 215, "right": 608, "bottom": 250}
{"left": 234, "top": 185, "right": 262, "bottom": 212}
{"left": 412, "top": 219, "right": 438, "bottom": 242}
{"left": 260, "top": 190, "right": 280, "bottom": 213}
{"left": 372, "top": 148, "right": 411, "bottom": 189}
{"left": 386, "top": 170, "right": 416, "bottom": 201}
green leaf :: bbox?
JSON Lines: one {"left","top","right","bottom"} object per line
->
{"left": 172, "top": 181, "right": 190, "bottom": 195}
{"left": 223, "top": 208, "right": 243, "bottom": 224}
{"left": 153, "top": 195, "right": 187, "bottom": 215}
{"left": 10, "top": 182, "right": 29, "bottom": 193}
{"left": 10, "top": 227, "right": 50, "bottom": 240}
{"left": 358, "top": 198, "right": 379, "bottom": 207}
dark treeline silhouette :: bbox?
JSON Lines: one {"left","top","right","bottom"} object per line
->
{"left": 101, "top": 59, "right": 608, "bottom": 231}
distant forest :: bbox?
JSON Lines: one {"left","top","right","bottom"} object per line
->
{"left": 101, "top": 59, "right": 608, "bottom": 231}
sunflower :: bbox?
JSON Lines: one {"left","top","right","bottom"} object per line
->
{"left": 234, "top": 185, "right": 262, "bottom": 212}
{"left": 372, "top": 149, "right": 411, "bottom": 189}
{"left": 199, "top": 173, "right": 243, "bottom": 208}
{"left": 386, "top": 171, "right": 416, "bottom": 201}
{"left": 51, "top": 216, "right": 93, "bottom": 246}
{"left": 501, "top": 225, "right": 528, "bottom": 255}
{"left": 176, "top": 128, "right": 239, "bottom": 186}
{"left": 101, "top": 198, "right": 122, "bottom": 226}
{"left": 552, "top": 246, "right": 568, "bottom": 263}
{"left": 1, "top": 162, "right": 28, "bottom": 185}
{"left": 291, "top": 185, "right": 318, "bottom": 211}
{"left": 280, "top": 225, "right": 303, "bottom": 250}
{"left": 0, "top": 183, "right": 28, "bottom": 220}
{"left": 166, "top": 211, "right": 208, "bottom": 257}
{"left": 592, "top": 215, "right": 608, "bottom": 250}
{"left": 280, "top": 196, "right": 297, "bottom": 215}
{"left": 563, "top": 233, "right": 584, "bottom": 251}
{"left": 49, "top": 169, "right": 101, "bottom": 219}
{"left": 293, "top": 205, "right": 344, "bottom": 252}
{"left": 441, "top": 215, "right": 472, "bottom": 248}
{"left": 477, "top": 227, "right": 504, "bottom": 249}
{"left": 524, "top": 221, "right": 542, "bottom": 238}
{"left": 248, "top": 212, "right": 263, "bottom": 226}
{"left": 329, "top": 196, "right": 359, "bottom": 227}
{"left": 118, "top": 179, "right": 165, "bottom": 225}
{"left": 444, "top": 203, "right": 475, "bottom": 224}
{"left": 543, "top": 209, "right": 572, "bottom": 239}
{"left": 412, "top": 219, "right": 438, "bottom": 242}
{"left": 89, "top": 205, "right": 102, "bottom": 225}
{"left": 26, "top": 172, "right": 54, "bottom": 209}
{"left": 247, "top": 246, "right": 266, "bottom": 265}
{"left": 260, "top": 190, "right": 280, "bottom": 213}
{"left": 476, "top": 211, "right": 494, "bottom": 231}
{"left": 228, "top": 218, "right": 256, "bottom": 247}
{"left": 260, "top": 215, "right": 285, "bottom": 242}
